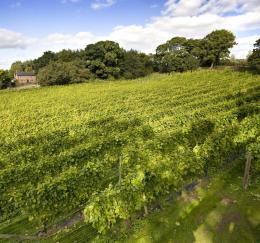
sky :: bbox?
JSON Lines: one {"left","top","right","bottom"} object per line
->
{"left": 0, "top": 0, "right": 260, "bottom": 69}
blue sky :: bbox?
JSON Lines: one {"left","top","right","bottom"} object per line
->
{"left": 0, "top": 0, "right": 260, "bottom": 69}
{"left": 0, "top": 0, "right": 164, "bottom": 36}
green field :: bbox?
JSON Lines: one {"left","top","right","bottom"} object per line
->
{"left": 0, "top": 70, "right": 259, "bottom": 242}
{"left": 125, "top": 164, "right": 260, "bottom": 243}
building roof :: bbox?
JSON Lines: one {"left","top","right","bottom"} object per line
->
{"left": 16, "top": 71, "right": 35, "bottom": 76}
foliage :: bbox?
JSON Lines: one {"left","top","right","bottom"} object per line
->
{"left": 0, "top": 70, "right": 12, "bottom": 89}
{"left": 84, "top": 115, "right": 260, "bottom": 233}
{"left": 9, "top": 60, "right": 35, "bottom": 78}
{"left": 125, "top": 164, "right": 260, "bottom": 243}
{"left": 9, "top": 61, "right": 25, "bottom": 77}
{"left": 156, "top": 36, "right": 187, "bottom": 55}
{"left": 248, "top": 38, "right": 260, "bottom": 73}
{"left": 155, "top": 29, "right": 237, "bottom": 72}
{"left": 37, "top": 61, "right": 92, "bottom": 86}
{"left": 56, "top": 49, "right": 81, "bottom": 63}
{"left": 119, "top": 50, "right": 153, "bottom": 79}
{"left": 203, "top": 29, "right": 237, "bottom": 67}
{"left": 0, "top": 70, "right": 259, "bottom": 232}
{"left": 156, "top": 49, "right": 199, "bottom": 73}
{"left": 6, "top": 29, "right": 240, "bottom": 87}
{"left": 21, "top": 40, "right": 154, "bottom": 84}
{"left": 84, "top": 41, "right": 124, "bottom": 79}
{"left": 33, "top": 51, "right": 57, "bottom": 73}
{"left": 155, "top": 36, "right": 201, "bottom": 72}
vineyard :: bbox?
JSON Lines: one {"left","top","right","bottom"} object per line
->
{"left": 0, "top": 70, "right": 259, "bottom": 241}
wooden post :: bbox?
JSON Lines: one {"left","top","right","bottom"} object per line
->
{"left": 243, "top": 152, "right": 252, "bottom": 190}
{"left": 143, "top": 194, "right": 148, "bottom": 216}
{"left": 118, "top": 155, "right": 122, "bottom": 185}
{"left": 144, "top": 205, "right": 148, "bottom": 216}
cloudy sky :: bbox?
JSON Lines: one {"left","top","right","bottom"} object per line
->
{"left": 0, "top": 0, "right": 260, "bottom": 69}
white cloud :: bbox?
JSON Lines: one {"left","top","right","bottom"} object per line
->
{"left": 106, "top": 12, "right": 260, "bottom": 55}
{"left": 91, "top": 0, "right": 116, "bottom": 10}
{"left": 162, "top": 0, "right": 260, "bottom": 17}
{"left": 163, "top": 0, "right": 205, "bottom": 16}
{"left": 43, "top": 32, "right": 95, "bottom": 48}
{"left": 0, "top": 60, "right": 10, "bottom": 70}
{"left": 0, "top": 28, "right": 35, "bottom": 49}
{"left": 0, "top": 30, "right": 96, "bottom": 69}
{"left": 231, "top": 35, "right": 260, "bottom": 58}
{"left": 105, "top": 0, "right": 260, "bottom": 55}
{"left": 1, "top": 0, "right": 260, "bottom": 69}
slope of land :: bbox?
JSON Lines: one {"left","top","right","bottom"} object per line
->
{"left": 125, "top": 163, "right": 260, "bottom": 243}
{"left": 0, "top": 70, "right": 259, "bottom": 242}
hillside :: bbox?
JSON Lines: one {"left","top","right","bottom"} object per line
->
{"left": 0, "top": 70, "right": 259, "bottom": 242}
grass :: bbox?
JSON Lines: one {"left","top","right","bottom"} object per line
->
{"left": 34, "top": 161, "right": 260, "bottom": 243}
{"left": 0, "top": 70, "right": 259, "bottom": 242}
{"left": 124, "top": 163, "right": 260, "bottom": 243}
{"left": 0, "top": 216, "right": 39, "bottom": 235}
{"left": 1, "top": 163, "right": 259, "bottom": 243}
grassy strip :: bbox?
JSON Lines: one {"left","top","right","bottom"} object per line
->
{"left": 122, "top": 164, "right": 260, "bottom": 243}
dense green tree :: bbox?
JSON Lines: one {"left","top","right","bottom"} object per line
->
{"left": 23, "top": 60, "right": 34, "bottom": 72}
{"left": 184, "top": 38, "right": 206, "bottom": 64}
{"left": 167, "top": 37, "right": 187, "bottom": 52}
{"left": 158, "top": 50, "right": 199, "bottom": 73}
{"left": 156, "top": 29, "right": 236, "bottom": 71}
{"left": 87, "top": 60, "right": 109, "bottom": 79}
{"left": 37, "top": 61, "right": 91, "bottom": 86}
{"left": 85, "top": 41, "right": 124, "bottom": 64}
{"left": 248, "top": 38, "right": 260, "bottom": 73}
{"left": 0, "top": 70, "right": 12, "bottom": 89}
{"left": 203, "top": 29, "right": 236, "bottom": 67}
{"left": 155, "top": 43, "right": 169, "bottom": 56}
{"left": 156, "top": 37, "right": 187, "bottom": 56}
{"left": 120, "top": 50, "right": 153, "bottom": 79}
{"left": 5, "top": 29, "right": 239, "bottom": 88}
{"left": 156, "top": 37, "right": 199, "bottom": 73}
{"left": 33, "top": 51, "right": 57, "bottom": 73}
{"left": 10, "top": 61, "right": 25, "bottom": 76}
{"left": 85, "top": 41, "right": 124, "bottom": 79}
{"left": 56, "top": 49, "right": 80, "bottom": 62}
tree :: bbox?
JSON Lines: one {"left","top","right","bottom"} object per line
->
{"left": 184, "top": 38, "right": 206, "bottom": 65}
{"left": 155, "top": 37, "right": 199, "bottom": 73}
{"left": 158, "top": 50, "right": 199, "bottom": 73}
{"left": 84, "top": 41, "right": 125, "bottom": 79}
{"left": 156, "top": 37, "right": 187, "bottom": 56}
{"left": 33, "top": 51, "right": 57, "bottom": 73}
{"left": 203, "top": 29, "right": 237, "bottom": 68}
{"left": 10, "top": 61, "right": 25, "bottom": 76}
{"left": 87, "top": 60, "right": 109, "bottom": 79}
{"left": 155, "top": 30, "right": 237, "bottom": 70}
{"left": 0, "top": 70, "right": 11, "bottom": 89}
{"left": 56, "top": 49, "right": 80, "bottom": 62}
{"left": 248, "top": 38, "right": 260, "bottom": 73}
{"left": 37, "top": 61, "right": 91, "bottom": 86}
{"left": 23, "top": 61, "right": 34, "bottom": 72}
{"left": 120, "top": 50, "right": 153, "bottom": 79}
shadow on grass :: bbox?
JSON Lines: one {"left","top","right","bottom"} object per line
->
{"left": 127, "top": 165, "right": 260, "bottom": 243}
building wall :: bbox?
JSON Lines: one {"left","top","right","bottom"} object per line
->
{"left": 15, "top": 75, "right": 37, "bottom": 85}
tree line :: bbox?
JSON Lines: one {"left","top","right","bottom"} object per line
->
{"left": 0, "top": 29, "right": 259, "bottom": 88}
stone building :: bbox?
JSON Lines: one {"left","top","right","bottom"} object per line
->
{"left": 14, "top": 71, "right": 37, "bottom": 85}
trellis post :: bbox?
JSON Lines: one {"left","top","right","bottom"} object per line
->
{"left": 243, "top": 152, "right": 252, "bottom": 190}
